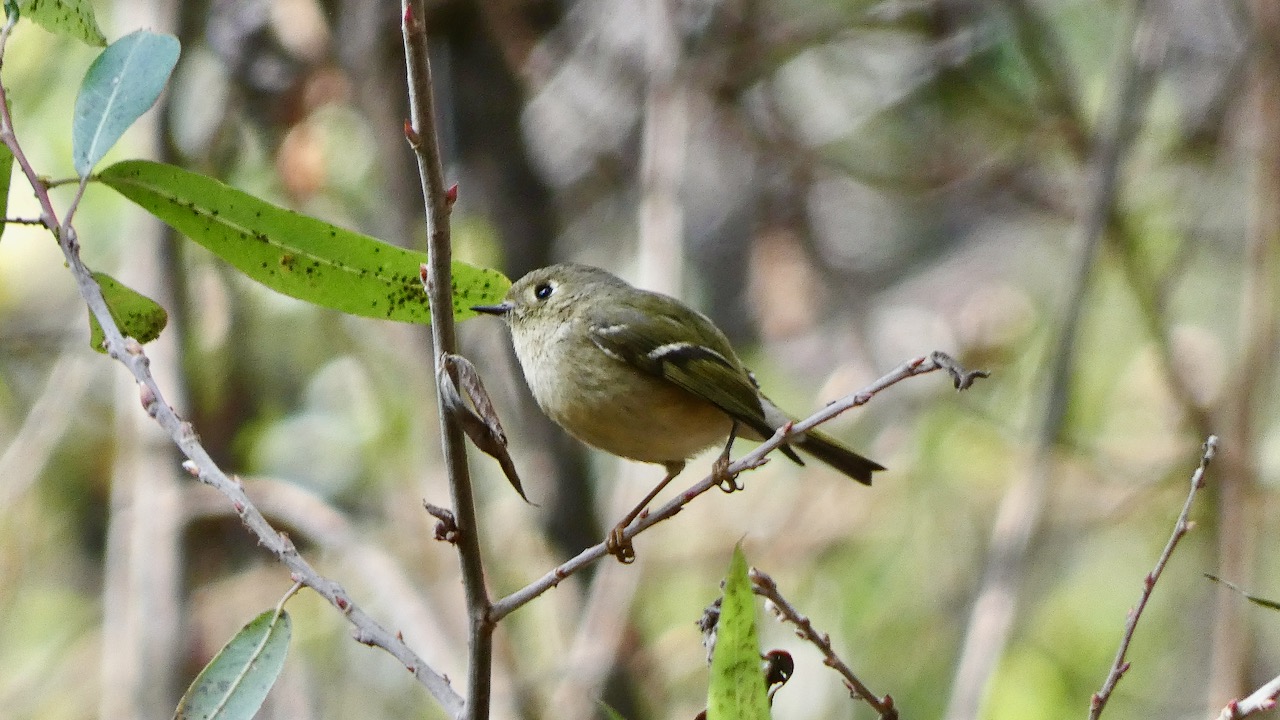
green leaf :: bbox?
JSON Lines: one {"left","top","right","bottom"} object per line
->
{"left": 707, "top": 546, "right": 770, "bottom": 720}
{"left": 18, "top": 0, "right": 105, "bottom": 46}
{"left": 598, "top": 703, "right": 628, "bottom": 720}
{"left": 0, "top": 143, "right": 12, "bottom": 243}
{"left": 173, "top": 608, "right": 292, "bottom": 720}
{"left": 98, "top": 160, "right": 510, "bottom": 322}
{"left": 73, "top": 31, "right": 180, "bottom": 177}
{"left": 88, "top": 271, "right": 168, "bottom": 352}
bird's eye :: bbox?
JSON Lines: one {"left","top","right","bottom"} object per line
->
{"left": 534, "top": 282, "right": 553, "bottom": 300}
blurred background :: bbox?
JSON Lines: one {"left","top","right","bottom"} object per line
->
{"left": 0, "top": 0, "right": 1276, "bottom": 718}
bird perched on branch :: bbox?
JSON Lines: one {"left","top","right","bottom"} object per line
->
{"left": 473, "top": 263, "right": 883, "bottom": 561}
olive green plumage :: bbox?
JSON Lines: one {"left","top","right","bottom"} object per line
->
{"left": 473, "top": 263, "right": 884, "bottom": 485}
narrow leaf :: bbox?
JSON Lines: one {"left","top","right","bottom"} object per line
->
{"left": 1205, "top": 574, "right": 1280, "bottom": 612}
{"left": 98, "top": 160, "right": 510, "bottom": 322}
{"left": 0, "top": 143, "right": 12, "bottom": 243}
{"left": 19, "top": 0, "right": 105, "bottom": 46}
{"left": 173, "top": 608, "right": 292, "bottom": 720}
{"left": 89, "top": 271, "right": 168, "bottom": 352}
{"left": 73, "top": 31, "right": 180, "bottom": 176}
{"left": 707, "top": 546, "right": 770, "bottom": 720}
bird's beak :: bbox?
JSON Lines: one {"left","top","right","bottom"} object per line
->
{"left": 471, "top": 301, "right": 514, "bottom": 316}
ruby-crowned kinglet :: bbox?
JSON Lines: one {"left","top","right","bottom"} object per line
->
{"left": 472, "top": 263, "right": 885, "bottom": 490}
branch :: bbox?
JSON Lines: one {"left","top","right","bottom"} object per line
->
{"left": 0, "top": 18, "right": 464, "bottom": 719}
{"left": 400, "top": 3, "right": 492, "bottom": 719}
{"left": 1216, "top": 674, "right": 1280, "bottom": 720}
{"left": 489, "top": 351, "right": 988, "bottom": 620}
{"left": 750, "top": 568, "right": 897, "bottom": 719}
{"left": 1088, "top": 435, "right": 1217, "bottom": 720}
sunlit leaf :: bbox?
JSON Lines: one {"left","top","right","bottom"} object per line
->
{"left": 173, "top": 608, "right": 291, "bottom": 720}
{"left": 0, "top": 143, "right": 12, "bottom": 243}
{"left": 72, "top": 31, "right": 180, "bottom": 176}
{"left": 707, "top": 546, "right": 770, "bottom": 720}
{"left": 98, "top": 160, "right": 510, "bottom": 323}
{"left": 88, "top": 271, "right": 168, "bottom": 353}
{"left": 18, "top": 0, "right": 105, "bottom": 46}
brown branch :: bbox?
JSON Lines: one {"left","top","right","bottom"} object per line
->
{"left": 0, "top": 13, "right": 464, "bottom": 718}
{"left": 400, "top": 3, "right": 492, "bottom": 719}
{"left": 489, "top": 351, "right": 988, "bottom": 620}
{"left": 750, "top": 568, "right": 898, "bottom": 719}
{"left": 1088, "top": 435, "right": 1217, "bottom": 720}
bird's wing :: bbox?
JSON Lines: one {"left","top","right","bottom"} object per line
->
{"left": 586, "top": 304, "right": 781, "bottom": 444}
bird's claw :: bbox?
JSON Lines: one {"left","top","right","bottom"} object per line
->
{"left": 712, "top": 453, "right": 741, "bottom": 493}
{"left": 606, "top": 524, "right": 636, "bottom": 564}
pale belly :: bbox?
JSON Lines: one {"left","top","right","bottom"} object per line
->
{"left": 549, "top": 375, "right": 733, "bottom": 464}
{"left": 515, "top": 324, "right": 733, "bottom": 464}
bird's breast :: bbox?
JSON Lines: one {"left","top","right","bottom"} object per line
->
{"left": 512, "top": 321, "right": 731, "bottom": 464}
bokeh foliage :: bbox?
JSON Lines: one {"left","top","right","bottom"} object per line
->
{"left": 1, "top": 0, "right": 1276, "bottom": 719}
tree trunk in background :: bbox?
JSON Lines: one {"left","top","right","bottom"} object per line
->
{"left": 1205, "top": 0, "right": 1279, "bottom": 708}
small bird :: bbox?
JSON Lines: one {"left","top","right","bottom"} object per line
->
{"left": 473, "top": 263, "right": 883, "bottom": 561}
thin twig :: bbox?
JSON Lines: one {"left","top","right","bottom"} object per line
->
{"left": 400, "top": 3, "right": 493, "bottom": 719}
{"left": 1216, "top": 673, "right": 1280, "bottom": 720}
{"left": 0, "top": 21, "right": 464, "bottom": 719}
{"left": 1088, "top": 435, "right": 1217, "bottom": 720}
{"left": 750, "top": 568, "right": 898, "bottom": 719}
{"left": 489, "top": 351, "right": 987, "bottom": 620}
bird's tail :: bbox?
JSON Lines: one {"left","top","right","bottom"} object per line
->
{"left": 753, "top": 396, "right": 884, "bottom": 485}
{"left": 795, "top": 430, "right": 884, "bottom": 485}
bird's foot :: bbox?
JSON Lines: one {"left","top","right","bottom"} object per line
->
{"left": 713, "top": 452, "right": 741, "bottom": 493}
{"left": 606, "top": 523, "right": 636, "bottom": 564}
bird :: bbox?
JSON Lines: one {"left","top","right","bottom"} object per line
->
{"left": 472, "top": 263, "right": 883, "bottom": 561}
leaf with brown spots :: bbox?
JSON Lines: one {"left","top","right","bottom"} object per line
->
{"left": 98, "top": 160, "right": 509, "bottom": 324}
{"left": 19, "top": 0, "right": 106, "bottom": 46}
{"left": 88, "top": 271, "right": 167, "bottom": 353}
